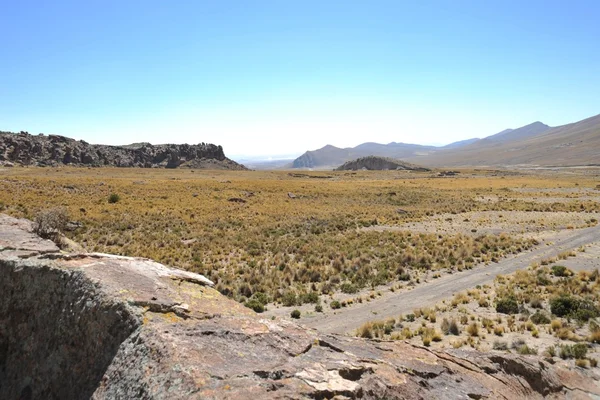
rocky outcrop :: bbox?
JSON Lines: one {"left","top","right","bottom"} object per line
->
{"left": 1, "top": 214, "right": 599, "bottom": 399}
{"left": 0, "top": 131, "right": 246, "bottom": 169}
{"left": 336, "top": 156, "right": 430, "bottom": 171}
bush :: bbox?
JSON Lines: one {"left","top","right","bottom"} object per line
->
{"left": 33, "top": 207, "right": 69, "bottom": 243}
{"left": 300, "top": 291, "right": 320, "bottom": 304}
{"left": 245, "top": 299, "right": 265, "bottom": 313}
{"left": 466, "top": 323, "right": 479, "bottom": 337}
{"left": 282, "top": 291, "right": 297, "bottom": 307}
{"left": 448, "top": 319, "right": 460, "bottom": 335}
{"left": 496, "top": 296, "right": 519, "bottom": 314}
{"left": 550, "top": 295, "right": 579, "bottom": 317}
{"left": 551, "top": 265, "right": 569, "bottom": 277}
{"left": 340, "top": 282, "right": 358, "bottom": 294}
{"left": 530, "top": 311, "right": 551, "bottom": 325}
{"left": 290, "top": 309, "right": 301, "bottom": 319}
{"left": 315, "top": 304, "right": 323, "bottom": 313}
{"left": 559, "top": 344, "right": 587, "bottom": 359}
{"left": 108, "top": 193, "right": 121, "bottom": 203}
{"left": 330, "top": 300, "right": 341, "bottom": 310}
{"left": 516, "top": 344, "right": 538, "bottom": 355}
{"left": 493, "top": 341, "right": 508, "bottom": 350}
{"left": 358, "top": 322, "right": 373, "bottom": 338}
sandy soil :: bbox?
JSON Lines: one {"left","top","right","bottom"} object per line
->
{"left": 365, "top": 210, "right": 596, "bottom": 237}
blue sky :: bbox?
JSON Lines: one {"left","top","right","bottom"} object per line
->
{"left": 1, "top": 1, "right": 599, "bottom": 157}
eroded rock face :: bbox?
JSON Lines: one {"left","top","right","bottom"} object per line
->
{"left": 0, "top": 131, "right": 247, "bottom": 170}
{"left": 0, "top": 214, "right": 599, "bottom": 399}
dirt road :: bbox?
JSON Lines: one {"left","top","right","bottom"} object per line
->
{"left": 300, "top": 223, "right": 600, "bottom": 335}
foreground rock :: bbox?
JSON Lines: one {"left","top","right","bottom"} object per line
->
{"left": 1, "top": 214, "right": 599, "bottom": 399}
{"left": 335, "top": 156, "right": 430, "bottom": 171}
{"left": 0, "top": 131, "right": 246, "bottom": 169}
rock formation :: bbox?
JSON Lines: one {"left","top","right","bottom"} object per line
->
{"left": 336, "top": 156, "right": 430, "bottom": 171}
{"left": 1, "top": 214, "right": 599, "bottom": 399}
{"left": 0, "top": 131, "right": 246, "bottom": 169}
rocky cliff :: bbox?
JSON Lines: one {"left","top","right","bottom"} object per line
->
{"left": 336, "top": 156, "right": 430, "bottom": 171}
{"left": 1, "top": 214, "right": 599, "bottom": 399}
{"left": 0, "top": 131, "right": 246, "bottom": 169}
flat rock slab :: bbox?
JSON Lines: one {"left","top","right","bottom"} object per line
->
{"left": 0, "top": 214, "right": 59, "bottom": 253}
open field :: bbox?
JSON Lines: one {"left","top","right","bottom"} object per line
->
{"left": 1, "top": 166, "right": 599, "bottom": 322}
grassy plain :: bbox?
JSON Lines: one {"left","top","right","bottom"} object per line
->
{"left": 1, "top": 167, "right": 599, "bottom": 310}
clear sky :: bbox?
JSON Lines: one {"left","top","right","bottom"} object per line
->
{"left": 2, "top": 1, "right": 599, "bottom": 157}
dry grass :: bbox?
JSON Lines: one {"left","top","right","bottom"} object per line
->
{"left": 2, "top": 167, "right": 598, "bottom": 307}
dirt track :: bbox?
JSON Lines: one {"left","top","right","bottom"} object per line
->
{"left": 301, "top": 223, "right": 600, "bottom": 335}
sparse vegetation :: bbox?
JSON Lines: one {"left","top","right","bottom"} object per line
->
{"left": 33, "top": 207, "right": 69, "bottom": 244}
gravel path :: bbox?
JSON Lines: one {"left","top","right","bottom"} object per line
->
{"left": 301, "top": 223, "right": 600, "bottom": 335}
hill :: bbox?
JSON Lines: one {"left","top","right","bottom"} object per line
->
{"left": 335, "top": 156, "right": 430, "bottom": 171}
{"left": 408, "top": 114, "right": 600, "bottom": 167}
{"left": 0, "top": 131, "right": 246, "bottom": 169}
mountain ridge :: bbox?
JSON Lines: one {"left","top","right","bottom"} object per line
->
{"left": 290, "top": 113, "right": 600, "bottom": 168}
{"left": 0, "top": 131, "right": 247, "bottom": 170}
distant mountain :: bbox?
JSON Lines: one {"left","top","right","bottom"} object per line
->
{"left": 481, "top": 121, "right": 550, "bottom": 143}
{"left": 442, "top": 138, "right": 481, "bottom": 149}
{"left": 406, "top": 114, "right": 600, "bottom": 167}
{"left": 290, "top": 113, "right": 599, "bottom": 169}
{"left": 335, "top": 156, "right": 430, "bottom": 171}
{"left": 291, "top": 143, "right": 437, "bottom": 169}
{"left": 0, "top": 131, "right": 247, "bottom": 169}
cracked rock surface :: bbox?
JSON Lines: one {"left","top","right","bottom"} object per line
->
{"left": 1, "top": 214, "right": 599, "bottom": 399}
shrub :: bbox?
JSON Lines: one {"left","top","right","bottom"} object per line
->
{"left": 544, "top": 346, "right": 556, "bottom": 358}
{"left": 33, "top": 207, "right": 69, "bottom": 243}
{"left": 441, "top": 318, "right": 450, "bottom": 334}
{"left": 448, "top": 319, "right": 460, "bottom": 335}
{"left": 466, "top": 323, "right": 479, "bottom": 337}
{"left": 573, "top": 299, "right": 599, "bottom": 322}
{"left": 315, "top": 304, "right": 323, "bottom": 313}
{"left": 282, "top": 291, "right": 297, "bottom": 307}
{"left": 358, "top": 322, "right": 373, "bottom": 338}
{"left": 300, "top": 291, "right": 320, "bottom": 304}
{"left": 496, "top": 296, "right": 519, "bottom": 314}
{"left": 290, "top": 309, "right": 301, "bottom": 319}
{"left": 559, "top": 344, "right": 587, "bottom": 359}
{"left": 493, "top": 341, "right": 508, "bottom": 350}
{"left": 530, "top": 311, "right": 551, "bottom": 325}
{"left": 529, "top": 297, "right": 543, "bottom": 309}
{"left": 517, "top": 344, "right": 538, "bottom": 355}
{"left": 108, "top": 193, "right": 121, "bottom": 203}
{"left": 551, "top": 265, "right": 569, "bottom": 277}
{"left": 340, "top": 282, "right": 358, "bottom": 294}
{"left": 550, "top": 295, "right": 579, "bottom": 317}
{"left": 330, "top": 300, "right": 341, "bottom": 310}
{"left": 245, "top": 299, "right": 265, "bottom": 313}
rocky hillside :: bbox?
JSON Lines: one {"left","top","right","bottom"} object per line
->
{"left": 336, "top": 156, "right": 430, "bottom": 171}
{"left": 0, "top": 131, "right": 246, "bottom": 169}
{"left": 1, "top": 214, "right": 599, "bottom": 399}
